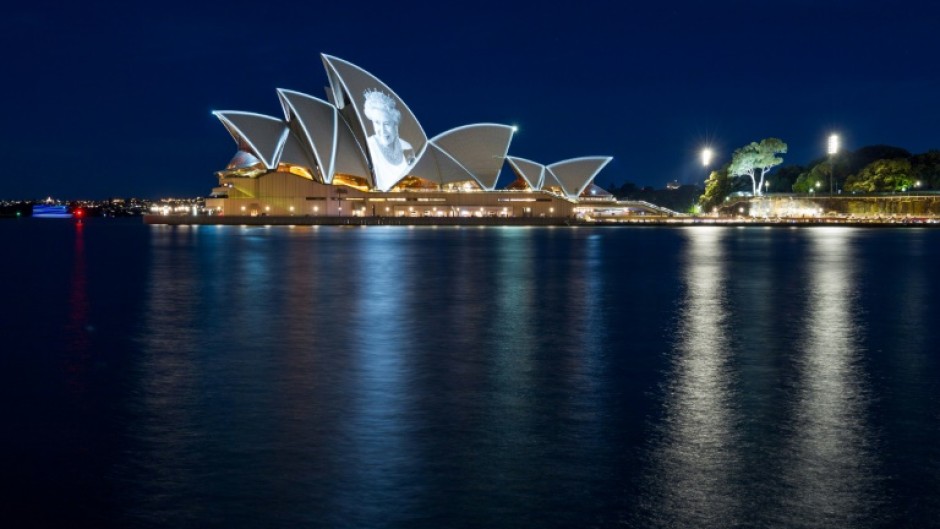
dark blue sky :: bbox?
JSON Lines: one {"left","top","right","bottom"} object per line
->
{"left": 2, "top": 0, "right": 938, "bottom": 199}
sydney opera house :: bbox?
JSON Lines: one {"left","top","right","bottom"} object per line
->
{"left": 201, "top": 54, "right": 643, "bottom": 221}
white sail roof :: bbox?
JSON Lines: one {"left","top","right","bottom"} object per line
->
{"left": 547, "top": 157, "right": 613, "bottom": 198}
{"left": 506, "top": 156, "right": 546, "bottom": 190}
{"left": 321, "top": 54, "right": 428, "bottom": 190}
{"left": 432, "top": 124, "right": 514, "bottom": 191}
{"left": 212, "top": 55, "right": 612, "bottom": 197}
{"left": 213, "top": 111, "right": 288, "bottom": 170}
{"left": 409, "top": 143, "right": 479, "bottom": 187}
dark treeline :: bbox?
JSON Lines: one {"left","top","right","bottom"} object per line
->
{"left": 772, "top": 145, "right": 940, "bottom": 193}
{"left": 604, "top": 183, "right": 702, "bottom": 213}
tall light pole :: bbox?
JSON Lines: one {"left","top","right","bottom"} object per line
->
{"left": 828, "top": 133, "right": 840, "bottom": 195}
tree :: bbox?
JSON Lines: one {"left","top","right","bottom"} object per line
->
{"left": 846, "top": 145, "right": 911, "bottom": 175}
{"left": 728, "top": 138, "right": 787, "bottom": 196}
{"left": 698, "top": 166, "right": 732, "bottom": 213}
{"left": 912, "top": 150, "right": 940, "bottom": 189}
{"left": 792, "top": 163, "right": 828, "bottom": 193}
{"left": 768, "top": 164, "right": 803, "bottom": 193}
{"left": 844, "top": 158, "right": 913, "bottom": 192}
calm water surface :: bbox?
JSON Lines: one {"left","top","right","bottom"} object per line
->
{"left": 1, "top": 219, "right": 939, "bottom": 528}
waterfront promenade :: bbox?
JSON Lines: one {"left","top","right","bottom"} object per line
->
{"left": 143, "top": 214, "right": 940, "bottom": 228}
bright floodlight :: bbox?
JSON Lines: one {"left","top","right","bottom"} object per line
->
{"left": 701, "top": 148, "right": 714, "bottom": 167}
{"left": 828, "top": 134, "right": 840, "bottom": 155}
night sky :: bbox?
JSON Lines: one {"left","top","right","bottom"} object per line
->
{"left": 2, "top": 1, "right": 938, "bottom": 199}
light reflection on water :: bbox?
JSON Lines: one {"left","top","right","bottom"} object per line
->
{"left": 338, "top": 230, "right": 422, "bottom": 526}
{"left": 640, "top": 227, "right": 742, "bottom": 527}
{"left": 776, "top": 228, "right": 882, "bottom": 527}
{"left": 639, "top": 227, "right": 888, "bottom": 528}
{"left": 87, "top": 224, "right": 940, "bottom": 528}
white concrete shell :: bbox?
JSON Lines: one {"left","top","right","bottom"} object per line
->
{"left": 409, "top": 143, "right": 478, "bottom": 187}
{"left": 547, "top": 157, "right": 613, "bottom": 199}
{"left": 212, "top": 55, "right": 613, "bottom": 199}
{"left": 277, "top": 130, "right": 318, "bottom": 177}
{"left": 332, "top": 118, "right": 373, "bottom": 186}
{"left": 541, "top": 167, "right": 566, "bottom": 194}
{"left": 506, "top": 156, "right": 546, "bottom": 190}
{"left": 321, "top": 54, "right": 428, "bottom": 191}
{"left": 213, "top": 111, "right": 288, "bottom": 170}
{"left": 431, "top": 124, "right": 514, "bottom": 191}
{"left": 277, "top": 89, "right": 336, "bottom": 182}
{"left": 276, "top": 89, "right": 371, "bottom": 185}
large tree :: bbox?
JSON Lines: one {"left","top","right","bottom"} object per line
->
{"left": 844, "top": 158, "right": 913, "bottom": 192}
{"left": 728, "top": 138, "right": 787, "bottom": 196}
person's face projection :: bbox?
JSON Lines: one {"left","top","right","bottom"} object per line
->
{"left": 371, "top": 112, "right": 399, "bottom": 147}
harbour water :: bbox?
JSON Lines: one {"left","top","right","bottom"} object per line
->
{"left": 2, "top": 219, "right": 939, "bottom": 528}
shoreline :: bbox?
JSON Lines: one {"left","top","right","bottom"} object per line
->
{"left": 142, "top": 214, "right": 940, "bottom": 228}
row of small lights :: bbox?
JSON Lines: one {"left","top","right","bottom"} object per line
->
{"left": 233, "top": 204, "right": 554, "bottom": 216}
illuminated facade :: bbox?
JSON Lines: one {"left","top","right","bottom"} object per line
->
{"left": 206, "top": 54, "right": 616, "bottom": 219}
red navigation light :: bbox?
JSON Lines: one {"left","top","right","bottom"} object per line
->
{"left": 74, "top": 209, "right": 84, "bottom": 218}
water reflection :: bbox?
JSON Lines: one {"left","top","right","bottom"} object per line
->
{"left": 563, "top": 233, "right": 606, "bottom": 425}
{"left": 125, "top": 227, "right": 211, "bottom": 524}
{"left": 65, "top": 221, "right": 91, "bottom": 398}
{"left": 491, "top": 228, "right": 537, "bottom": 437}
{"left": 776, "top": 228, "right": 882, "bottom": 527}
{"left": 642, "top": 227, "right": 742, "bottom": 527}
{"left": 879, "top": 231, "right": 940, "bottom": 519}
{"left": 335, "top": 229, "right": 421, "bottom": 526}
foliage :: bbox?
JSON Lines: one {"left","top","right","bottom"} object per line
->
{"left": 783, "top": 144, "right": 912, "bottom": 193}
{"left": 769, "top": 164, "right": 803, "bottom": 193}
{"left": 911, "top": 149, "right": 940, "bottom": 189}
{"left": 792, "top": 163, "right": 829, "bottom": 193}
{"left": 728, "top": 138, "right": 787, "bottom": 196}
{"left": 844, "top": 158, "right": 913, "bottom": 192}
{"left": 846, "top": 145, "right": 912, "bottom": 175}
{"left": 698, "top": 166, "right": 732, "bottom": 213}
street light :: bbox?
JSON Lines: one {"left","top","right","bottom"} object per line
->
{"left": 828, "top": 134, "right": 840, "bottom": 195}
{"left": 701, "top": 149, "right": 715, "bottom": 208}
{"left": 701, "top": 148, "right": 714, "bottom": 168}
